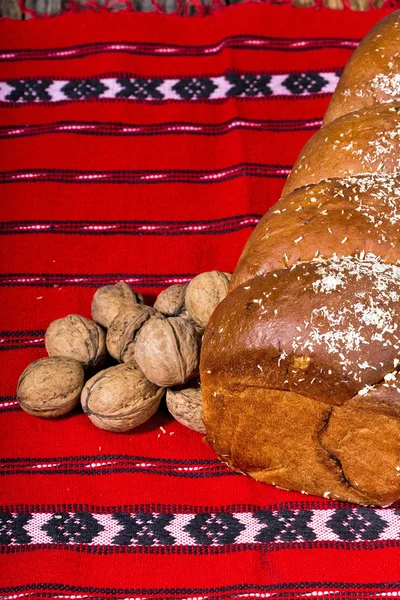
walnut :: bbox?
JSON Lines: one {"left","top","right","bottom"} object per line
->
{"left": 166, "top": 386, "right": 205, "bottom": 433}
{"left": 45, "top": 314, "right": 107, "bottom": 369}
{"left": 154, "top": 284, "right": 187, "bottom": 317}
{"left": 180, "top": 308, "right": 205, "bottom": 336}
{"left": 185, "top": 271, "right": 231, "bottom": 328}
{"left": 81, "top": 363, "right": 164, "bottom": 432}
{"left": 134, "top": 317, "right": 201, "bottom": 387}
{"left": 106, "top": 305, "right": 161, "bottom": 363}
{"left": 91, "top": 281, "right": 144, "bottom": 328}
{"left": 17, "top": 357, "right": 84, "bottom": 418}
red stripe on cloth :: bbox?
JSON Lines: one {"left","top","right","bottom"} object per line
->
{"left": 1, "top": 1, "right": 399, "bottom": 592}
{"left": 1, "top": 178, "right": 283, "bottom": 220}
{"left": 0, "top": 128, "right": 306, "bottom": 170}
{"left": 2, "top": 548, "right": 400, "bottom": 592}
{"left": 0, "top": 239, "right": 242, "bottom": 294}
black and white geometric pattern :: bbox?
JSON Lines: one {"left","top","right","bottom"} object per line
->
{"left": 0, "top": 71, "right": 340, "bottom": 104}
{"left": 184, "top": 512, "right": 245, "bottom": 545}
{"left": 117, "top": 77, "right": 164, "bottom": 100}
{"left": 5, "top": 79, "right": 53, "bottom": 102}
{"left": 226, "top": 73, "right": 272, "bottom": 97}
{"left": 42, "top": 512, "right": 104, "bottom": 544}
{"left": 0, "top": 513, "right": 31, "bottom": 545}
{"left": 112, "top": 513, "right": 176, "bottom": 546}
{"left": 60, "top": 79, "right": 108, "bottom": 100}
{"left": 254, "top": 509, "right": 317, "bottom": 542}
{"left": 282, "top": 72, "right": 330, "bottom": 95}
{"left": 325, "top": 508, "right": 389, "bottom": 541}
{"left": 1, "top": 507, "right": 400, "bottom": 548}
{"left": 171, "top": 77, "right": 218, "bottom": 100}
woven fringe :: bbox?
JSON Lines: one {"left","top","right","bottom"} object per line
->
{"left": 4, "top": 0, "right": 399, "bottom": 22}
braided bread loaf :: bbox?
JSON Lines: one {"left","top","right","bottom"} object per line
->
{"left": 201, "top": 11, "right": 400, "bottom": 507}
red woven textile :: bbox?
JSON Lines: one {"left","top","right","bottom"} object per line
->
{"left": 1, "top": 3, "right": 400, "bottom": 596}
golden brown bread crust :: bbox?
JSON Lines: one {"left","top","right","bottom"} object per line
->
{"left": 230, "top": 173, "right": 400, "bottom": 290}
{"left": 204, "top": 255, "right": 400, "bottom": 406}
{"left": 324, "top": 11, "right": 400, "bottom": 125}
{"left": 201, "top": 13, "right": 400, "bottom": 507}
{"left": 202, "top": 383, "right": 400, "bottom": 506}
{"left": 282, "top": 105, "right": 400, "bottom": 196}
{"left": 201, "top": 255, "right": 400, "bottom": 506}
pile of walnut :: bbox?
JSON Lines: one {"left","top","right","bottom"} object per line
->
{"left": 16, "top": 271, "right": 231, "bottom": 434}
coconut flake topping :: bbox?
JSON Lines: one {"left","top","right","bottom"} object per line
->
{"left": 290, "top": 253, "right": 400, "bottom": 384}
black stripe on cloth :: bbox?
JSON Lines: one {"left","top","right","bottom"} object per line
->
{"left": 0, "top": 164, "right": 290, "bottom": 184}
{"left": 0, "top": 501, "right": 367, "bottom": 512}
{"left": 0, "top": 215, "right": 262, "bottom": 236}
{"left": 0, "top": 117, "right": 323, "bottom": 139}
{"left": 0, "top": 273, "right": 195, "bottom": 288}
{"left": 0, "top": 582, "right": 398, "bottom": 600}
{"left": 2, "top": 539, "right": 400, "bottom": 555}
{"left": 0, "top": 396, "right": 20, "bottom": 412}
{"left": 0, "top": 70, "right": 341, "bottom": 105}
{"left": 0, "top": 455, "right": 237, "bottom": 477}
{"left": 0, "top": 329, "right": 45, "bottom": 351}
{"left": 1, "top": 504, "right": 400, "bottom": 552}
{"left": 0, "top": 36, "right": 359, "bottom": 62}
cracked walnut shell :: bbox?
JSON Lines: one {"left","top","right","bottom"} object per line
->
{"left": 185, "top": 271, "right": 231, "bottom": 328}
{"left": 134, "top": 317, "right": 201, "bottom": 387}
{"left": 17, "top": 357, "right": 84, "bottom": 418}
{"left": 106, "top": 305, "right": 161, "bottom": 363}
{"left": 81, "top": 363, "right": 164, "bottom": 432}
{"left": 166, "top": 386, "right": 206, "bottom": 433}
{"left": 45, "top": 314, "right": 107, "bottom": 369}
{"left": 91, "top": 281, "right": 144, "bottom": 329}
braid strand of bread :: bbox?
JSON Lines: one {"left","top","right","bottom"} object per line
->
{"left": 200, "top": 11, "right": 400, "bottom": 507}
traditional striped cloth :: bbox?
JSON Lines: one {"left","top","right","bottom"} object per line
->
{"left": 1, "top": 3, "right": 400, "bottom": 596}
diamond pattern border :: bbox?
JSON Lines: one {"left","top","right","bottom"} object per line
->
{"left": 1, "top": 507, "right": 400, "bottom": 548}
{"left": 0, "top": 71, "right": 340, "bottom": 104}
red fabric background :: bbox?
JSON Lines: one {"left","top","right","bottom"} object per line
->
{"left": 1, "top": 4, "right": 400, "bottom": 596}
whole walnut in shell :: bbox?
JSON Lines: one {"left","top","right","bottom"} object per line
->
{"left": 91, "top": 281, "right": 144, "bottom": 329}
{"left": 17, "top": 357, "right": 84, "bottom": 418}
{"left": 166, "top": 386, "right": 205, "bottom": 433}
{"left": 134, "top": 317, "right": 201, "bottom": 387}
{"left": 185, "top": 271, "right": 231, "bottom": 328}
{"left": 81, "top": 363, "right": 164, "bottom": 432}
{"left": 45, "top": 314, "right": 107, "bottom": 369}
{"left": 106, "top": 305, "right": 161, "bottom": 363}
{"left": 154, "top": 284, "right": 187, "bottom": 317}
